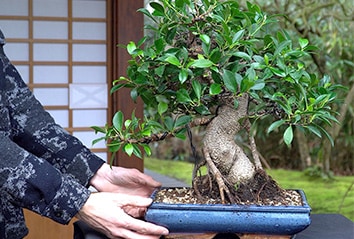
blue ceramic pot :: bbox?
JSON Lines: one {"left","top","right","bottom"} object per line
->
{"left": 145, "top": 188, "right": 311, "bottom": 235}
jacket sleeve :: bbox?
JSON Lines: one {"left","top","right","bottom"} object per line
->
{"left": 0, "top": 134, "right": 91, "bottom": 224}
{"left": 2, "top": 53, "right": 104, "bottom": 187}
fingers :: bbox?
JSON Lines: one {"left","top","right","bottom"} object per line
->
{"left": 113, "top": 216, "right": 169, "bottom": 239}
{"left": 116, "top": 194, "right": 153, "bottom": 207}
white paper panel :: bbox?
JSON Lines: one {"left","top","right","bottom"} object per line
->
{"left": 72, "top": 22, "right": 106, "bottom": 40}
{"left": 33, "top": 88, "right": 68, "bottom": 106}
{"left": 0, "top": 20, "right": 29, "bottom": 38}
{"left": 33, "top": 43, "right": 68, "bottom": 61}
{"left": 72, "top": 0, "right": 106, "bottom": 18}
{"left": 33, "top": 21, "right": 68, "bottom": 39}
{"left": 33, "top": 0, "right": 68, "bottom": 17}
{"left": 4, "top": 43, "right": 29, "bottom": 61}
{"left": 47, "top": 110, "right": 69, "bottom": 128}
{"left": 72, "top": 109, "right": 107, "bottom": 127}
{"left": 73, "top": 131, "right": 106, "bottom": 148}
{"left": 33, "top": 65, "right": 68, "bottom": 84}
{"left": 72, "top": 44, "right": 106, "bottom": 62}
{"left": 14, "top": 65, "right": 30, "bottom": 84}
{"left": 0, "top": 0, "right": 28, "bottom": 16}
{"left": 73, "top": 66, "right": 106, "bottom": 83}
{"left": 69, "top": 84, "right": 107, "bottom": 109}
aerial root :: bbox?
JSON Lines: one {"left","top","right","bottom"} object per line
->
{"left": 203, "top": 148, "right": 236, "bottom": 204}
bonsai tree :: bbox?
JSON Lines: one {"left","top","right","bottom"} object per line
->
{"left": 94, "top": 0, "right": 341, "bottom": 204}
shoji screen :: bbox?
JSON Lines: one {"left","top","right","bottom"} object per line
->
{"left": 0, "top": 0, "right": 110, "bottom": 162}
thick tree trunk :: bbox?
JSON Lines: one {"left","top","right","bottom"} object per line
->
{"left": 202, "top": 95, "right": 256, "bottom": 185}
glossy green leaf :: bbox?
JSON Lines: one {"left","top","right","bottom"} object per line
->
{"left": 232, "top": 29, "right": 245, "bottom": 43}
{"left": 158, "top": 101, "right": 168, "bottom": 115}
{"left": 209, "top": 83, "right": 222, "bottom": 95}
{"left": 124, "top": 143, "right": 134, "bottom": 156}
{"left": 176, "top": 89, "right": 192, "bottom": 103}
{"left": 165, "top": 55, "right": 181, "bottom": 67}
{"left": 127, "top": 41, "right": 137, "bottom": 55}
{"left": 192, "top": 80, "right": 202, "bottom": 100}
{"left": 190, "top": 59, "right": 214, "bottom": 68}
{"left": 112, "top": 111, "right": 123, "bottom": 131}
{"left": 150, "top": 2, "right": 165, "bottom": 17}
{"left": 283, "top": 126, "right": 293, "bottom": 146}
{"left": 179, "top": 68, "right": 188, "bottom": 83}
{"left": 132, "top": 144, "right": 142, "bottom": 158}
{"left": 222, "top": 69, "right": 238, "bottom": 93}
{"left": 143, "top": 144, "right": 152, "bottom": 156}
{"left": 200, "top": 34, "right": 210, "bottom": 45}
{"left": 175, "top": 115, "right": 192, "bottom": 128}
{"left": 299, "top": 38, "right": 309, "bottom": 49}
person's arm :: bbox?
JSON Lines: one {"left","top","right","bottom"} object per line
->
{"left": 0, "top": 134, "right": 91, "bottom": 224}
{"left": 1, "top": 49, "right": 104, "bottom": 187}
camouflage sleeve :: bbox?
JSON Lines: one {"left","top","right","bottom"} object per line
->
{"left": 1, "top": 48, "right": 104, "bottom": 187}
{"left": 0, "top": 134, "right": 91, "bottom": 224}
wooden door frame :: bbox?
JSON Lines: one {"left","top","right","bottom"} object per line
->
{"left": 110, "top": 0, "right": 144, "bottom": 171}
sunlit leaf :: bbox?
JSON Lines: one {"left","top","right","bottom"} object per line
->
{"left": 124, "top": 143, "right": 134, "bottom": 156}
{"left": 283, "top": 126, "right": 293, "bottom": 146}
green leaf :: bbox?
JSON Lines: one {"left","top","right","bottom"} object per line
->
{"left": 251, "top": 81, "right": 265, "bottom": 90}
{"left": 232, "top": 29, "right": 245, "bottom": 43}
{"left": 175, "top": 115, "right": 192, "bottom": 128}
{"left": 190, "top": 59, "right": 214, "bottom": 68}
{"left": 91, "top": 126, "right": 106, "bottom": 134}
{"left": 283, "top": 126, "right": 293, "bottom": 146}
{"left": 194, "top": 105, "right": 210, "bottom": 115}
{"left": 143, "top": 144, "right": 152, "bottom": 156}
{"left": 165, "top": 55, "right": 181, "bottom": 67}
{"left": 299, "top": 38, "right": 309, "bottom": 49}
{"left": 92, "top": 136, "right": 106, "bottom": 145}
{"left": 304, "top": 125, "right": 322, "bottom": 138}
{"left": 222, "top": 69, "right": 238, "bottom": 93}
{"left": 158, "top": 101, "right": 168, "bottom": 115}
{"left": 150, "top": 2, "right": 165, "bottom": 17}
{"left": 200, "top": 34, "right": 210, "bottom": 45}
{"left": 267, "top": 119, "right": 286, "bottom": 134}
{"left": 112, "top": 111, "right": 123, "bottom": 131}
{"left": 132, "top": 144, "right": 142, "bottom": 158}
{"left": 124, "top": 143, "right": 134, "bottom": 156}
{"left": 154, "top": 38, "right": 164, "bottom": 53}
{"left": 127, "top": 41, "right": 137, "bottom": 55}
{"left": 192, "top": 80, "right": 202, "bottom": 100}
{"left": 108, "top": 141, "right": 122, "bottom": 153}
{"left": 232, "top": 52, "right": 251, "bottom": 61}
{"left": 179, "top": 68, "right": 188, "bottom": 83}
{"left": 164, "top": 116, "right": 174, "bottom": 131}
{"left": 209, "top": 83, "right": 222, "bottom": 95}
{"left": 176, "top": 88, "right": 192, "bottom": 103}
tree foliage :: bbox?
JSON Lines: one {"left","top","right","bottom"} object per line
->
{"left": 240, "top": 0, "right": 353, "bottom": 174}
{"left": 94, "top": 1, "right": 343, "bottom": 172}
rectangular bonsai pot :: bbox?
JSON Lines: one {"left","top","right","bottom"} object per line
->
{"left": 145, "top": 188, "right": 311, "bottom": 235}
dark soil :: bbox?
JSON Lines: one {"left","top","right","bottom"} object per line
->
{"left": 154, "top": 170, "right": 303, "bottom": 206}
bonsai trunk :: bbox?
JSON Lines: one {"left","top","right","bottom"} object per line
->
{"left": 193, "top": 94, "right": 283, "bottom": 204}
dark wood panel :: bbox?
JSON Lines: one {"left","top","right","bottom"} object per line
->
{"left": 111, "top": 0, "right": 145, "bottom": 171}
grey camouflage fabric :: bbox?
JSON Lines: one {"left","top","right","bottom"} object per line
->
{"left": 0, "top": 29, "right": 104, "bottom": 239}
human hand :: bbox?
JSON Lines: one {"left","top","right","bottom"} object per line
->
{"left": 90, "top": 164, "right": 161, "bottom": 197}
{"left": 76, "top": 192, "right": 169, "bottom": 239}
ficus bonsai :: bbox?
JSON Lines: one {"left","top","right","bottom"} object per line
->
{"left": 94, "top": 0, "right": 341, "bottom": 204}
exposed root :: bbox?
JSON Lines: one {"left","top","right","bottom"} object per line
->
{"left": 203, "top": 147, "right": 235, "bottom": 204}
{"left": 192, "top": 169, "right": 287, "bottom": 205}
